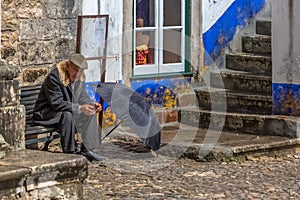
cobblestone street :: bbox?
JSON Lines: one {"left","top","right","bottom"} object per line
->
{"left": 82, "top": 138, "right": 300, "bottom": 199}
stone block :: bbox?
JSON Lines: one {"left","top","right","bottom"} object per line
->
{"left": 19, "top": 41, "right": 56, "bottom": 65}
{"left": 210, "top": 69, "right": 272, "bottom": 94}
{"left": 256, "top": 20, "right": 271, "bottom": 36}
{"left": 0, "top": 150, "right": 88, "bottom": 199}
{"left": 180, "top": 108, "right": 300, "bottom": 138}
{"left": 55, "top": 38, "right": 76, "bottom": 62}
{"left": 0, "top": 80, "right": 19, "bottom": 107}
{"left": 45, "top": 0, "right": 80, "bottom": 19}
{"left": 165, "top": 110, "right": 178, "bottom": 123}
{"left": 1, "top": 19, "right": 17, "bottom": 32}
{"left": 226, "top": 53, "right": 272, "bottom": 76}
{"left": 17, "top": 4, "right": 44, "bottom": 19}
{"left": 0, "top": 105, "right": 26, "bottom": 150}
{"left": 22, "top": 67, "right": 48, "bottom": 84}
{"left": 196, "top": 87, "right": 272, "bottom": 114}
{"left": 60, "top": 19, "right": 77, "bottom": 38}
{"left": 155, "top": 109, "right": 179, "bottom": 124}
{"left": 1, "top": 45, "right": 17, "bottom": 60}
{"left": 20, "top": 19, "right": 59, "bottom": 40}
{"left": 176, "top": 92, "right": 197, "bottom": 107}
{"left": 1, "top": 32, "right": 18, "bottom": 43}
{"left": 0, "top": 166, "right": 29, "bottom": 197}
{"left": 242, "top": 35, "right": 271, "bottom": 54}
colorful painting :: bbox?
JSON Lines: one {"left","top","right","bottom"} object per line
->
{"left": 273, "top": 83, "right": 300, "bottom": 116}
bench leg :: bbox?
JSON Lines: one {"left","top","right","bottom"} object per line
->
{"left": 41, "top": 132, "right": 55, "bottom": 151}
{"left": 42, "top": 140, "right": 52, "bottom": 151}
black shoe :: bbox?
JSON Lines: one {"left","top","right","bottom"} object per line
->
{"left": 74, "top": 144, "right": 81, "bottom": 154}
{"left": 80, "top": 150, "right": 104, "bottom": 162}
{"left": 63, "top": 145, "right": 81, "bottom": 155}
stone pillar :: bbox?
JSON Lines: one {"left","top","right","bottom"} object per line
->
{"left": 122, "top": 0, "right": 133, "bottom": 86}
{"left": 0, "top": 60, "right": 25, "bottom": 153}
{"left": 272, "top": 0, "right": 300, "bottom": 116}
{"left": 190, "top": 0, "right": 202, "bottom": 85}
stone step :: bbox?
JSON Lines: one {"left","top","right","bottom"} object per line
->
{"left": 209, "top": 69, "right": 272, "bottom": 94}
{"left": 0, "top": 150, "right": 88, "bottom": 199}
{"left": 242, "top": 35, "right": 271, "bottom": 55}
{"left": 226, "top": 53, "right": 272, "bottom": 76}
{"left": 159, "top": 126, "right": 300, "bottom": 162}
{"left": 256, "top": 20, "right": 271, "bottom": 36}
{"left": 195, "top": 87, "right": 272, "bottom": 115}
{"left": 179, "top": 107, "right": 299, "bottom": 138}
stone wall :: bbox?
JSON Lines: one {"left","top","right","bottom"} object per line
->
{"left": 0, "top": 60, "right": 25, "bottom": 150}
{"left": 1, "top": 0, "right": 82, "bottom": 86}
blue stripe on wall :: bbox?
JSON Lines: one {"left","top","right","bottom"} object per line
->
{"left": 203, "top": 0, "right": 265, "bottom": 66}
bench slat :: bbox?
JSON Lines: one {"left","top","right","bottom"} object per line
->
{"left": 21, "top": 96, "right": 39, "bottom": 103}
{"left": 21, "top": 84, "right": 41, "bottom": 90}
{"left": 26, "top": 110, "right": 34, "bottom": 116}
{"left": 24, "top": 104, "right": 35, "bottom": 112}
{"left": 25, "top": 126, "right": 57, "bottom": 136}
{"left": 25, "top": 134, "right": 61, "bottom": 145}
{"left": 21, "top": 90, "right": 41, "bottom": 97}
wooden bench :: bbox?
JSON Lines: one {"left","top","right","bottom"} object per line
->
{"left": 20, "top": 84, "right": 60, "bottom": 150}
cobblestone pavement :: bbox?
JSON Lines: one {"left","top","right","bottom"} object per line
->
{"left": 82, "top": 138, "right": 300, "bottom": 200}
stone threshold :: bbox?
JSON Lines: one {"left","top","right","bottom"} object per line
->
{"left": 103, "top": 124, "right": 300, "bottom": 162}
{"left": 0, "top": 150, "right": 88, "bottom": 199}
{"left": 159, "top": 126, "right": 300, "bottom": 162}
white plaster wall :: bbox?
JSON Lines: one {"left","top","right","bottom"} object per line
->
{"left": 82, "top": 0, "right": 98, "bottom": 15}
{"left": 256, "top": 0, "right": 271, "bottom": 20}
{"left": 99, "top": 0, "right": 123, "bottom": 82}
{"left": 272, "top": 0, "right": 300, "bottom": 84}
{"left": 202, "top": 0, "right": 235, "bottom": 33}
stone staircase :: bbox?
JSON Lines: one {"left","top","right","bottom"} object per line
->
{"left": 180, "top": 20, "right": 299, "bottom": 138}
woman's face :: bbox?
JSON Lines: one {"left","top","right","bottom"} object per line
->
{"left": 68, "top": 62, "right": 84, "bottom": 83}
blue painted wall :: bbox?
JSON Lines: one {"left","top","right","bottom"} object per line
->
{"left": 131, "top": 77, "right": 192, "bottom": 109}
{"left": 203, "top": 0, "right": 265, "bottom": 66}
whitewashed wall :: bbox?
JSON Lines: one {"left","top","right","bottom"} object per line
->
{"left": 202, "top": 0, "right": 235, "bottom": 33}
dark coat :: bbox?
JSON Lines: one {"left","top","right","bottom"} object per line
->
{"left": 33, "top": 61, "right": 92, "bottom": 126}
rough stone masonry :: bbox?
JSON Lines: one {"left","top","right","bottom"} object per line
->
{"left": 1, "top": 0, "right": 80, "bottom": 86}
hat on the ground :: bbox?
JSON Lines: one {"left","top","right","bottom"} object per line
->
{"left": 69, "top": 53, "right": 88, "bottom": 70}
